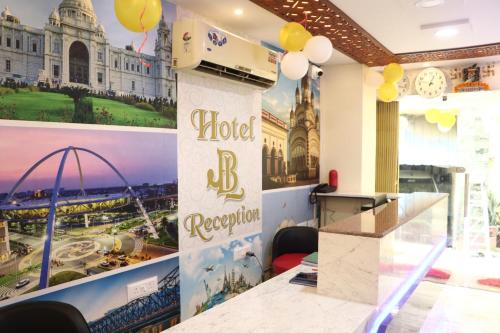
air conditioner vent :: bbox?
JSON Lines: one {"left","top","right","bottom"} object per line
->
{"left": 195, "top": 61, "right": 275, "bottom": 89}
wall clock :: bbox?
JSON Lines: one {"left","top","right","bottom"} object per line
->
{"left": 415, "top": 67, "right": 447, "bottom": 98}
{"left": 398, "top": 74, "right": 411, "bottom": 98}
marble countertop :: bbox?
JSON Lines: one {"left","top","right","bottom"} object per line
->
{"left": 315, "top": 192, "right": 390, "bottom": 199}
{"left": 165, "top": 265, "right": 375, "bottom": 333}
{"left": 320, "top": 192, "right": 448, "bottom": 238}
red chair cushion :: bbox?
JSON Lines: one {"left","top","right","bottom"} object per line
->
{"left": 478, "top": 278, "right": 500, "bottom": 288}
{"left": 273, "top": 253, "right": 309, "bottom": 275}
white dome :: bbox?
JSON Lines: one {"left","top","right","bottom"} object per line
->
{"left": 1, "top": 6, "right": 12, "bottom": 18}
{"left": 59, "top": 0, "right": 96, "bottom": 22}
{"left": 49, "top": 8, "right": 60, "bottom": 21}
{"left": 97, "top": 24, "right": 105, "bottom": 32}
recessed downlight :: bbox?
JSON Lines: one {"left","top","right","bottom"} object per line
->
{"left": 234, "top": 8, "right": 244, "bottom": 16}
{"left": 434, "top": 27, "right": 459, "bottom": 38}
{"left": 415, "top": 0, "right": 445, "bottom": 8}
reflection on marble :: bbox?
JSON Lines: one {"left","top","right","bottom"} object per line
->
{"left": 165, "top": 266, "right": 376, "bottom": 333}
{"left": 320, "top": 193, "right": 448, "bottom": 238}
{"left": 318, "top": 194, "right": 448, "bottom": 306}
{"left": 388, "top": 281, "right": 500, "bottom": 333}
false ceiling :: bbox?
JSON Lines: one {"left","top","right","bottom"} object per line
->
{"left": 249, "top": 0, "right": 500, "bottom": 66}
{"left": 334, "top": 0, "right": 500, "bottom": 54}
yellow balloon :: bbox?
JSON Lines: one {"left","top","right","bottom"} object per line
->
{"left": 383, "top": 63, "right": 404, "bottom": 83}
{"left": 377, "top": 82, "right": 398, "bottom": 102}
{"left": 279, "top": 22, "right": 312, "bottom": 52}
{"left": 279, "top": 22, "right": 301, "bottom": 49}
{"left": 438, "top": 112, "right": 456, "bottom": 128}
{"left": 115, "top": 0, "right": 162, "bottom": 33}
{"left": 425, "top": 108, "right": 441, "bottom": 124}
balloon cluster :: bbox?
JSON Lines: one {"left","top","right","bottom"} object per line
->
{"left": 425, "top": 108, "right": 457, "bottom": 133}
{"left": 377, "top": 63, "right": 404, "bottom": 103}
{"left": 115, "top": 0, "right": 163, "bottom": 67}
{"left": 279, "top": 22, "right": 333, "bottom": 80}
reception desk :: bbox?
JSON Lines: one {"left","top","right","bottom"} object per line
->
{"left": 315, "top": 192, "right": 391, "bottom": 227}
{"left": 317, "top": 192, "right": 448, "bottom": 331}
{"left": 165, "top": 193, "right": 448, "bottom": 333}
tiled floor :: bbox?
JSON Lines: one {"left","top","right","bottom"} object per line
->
{"left": 387, "top": 249, "right": 500, "bottom": 333}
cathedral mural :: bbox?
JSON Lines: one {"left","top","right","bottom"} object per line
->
{"left": 0, "top": 0, "right": 177, "bottom": 128}
{"left": 262, "top": 62, "right": 320, "bottom": 190}
{"left": 179, "top": 233, "right": 263, "bottom": 321}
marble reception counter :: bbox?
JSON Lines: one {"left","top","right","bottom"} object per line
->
{"left": 165, "top": 265, "right": 375, "bottom": 333}
{"left": 164, "top": 193, "right": 448, "bottom": 333}
{"left": 317, "top": 193, "right": 448, "bottom": 331}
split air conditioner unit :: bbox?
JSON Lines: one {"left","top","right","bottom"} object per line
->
{"left": 172, "top": 19, "right": 278, "bottom": 89}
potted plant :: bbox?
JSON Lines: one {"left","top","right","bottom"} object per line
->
{"left": 487, "top": 192, "right": 500, "bottom": 249}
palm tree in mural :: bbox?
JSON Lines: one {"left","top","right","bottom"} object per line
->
{"left": 487, "top": 191, "right": 500, "bottom": 226}
{"left": 61, "top": 86, "right": 95, "bottom": 124}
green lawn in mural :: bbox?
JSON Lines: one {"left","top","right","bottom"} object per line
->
{"left": 0, "top": 91, "right": 176, "bottom": 128}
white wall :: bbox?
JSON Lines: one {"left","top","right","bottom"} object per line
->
{"left": 320, "top": 63, "right": 376, "bottom": 193}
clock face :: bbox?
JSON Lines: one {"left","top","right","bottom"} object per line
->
{"left": 415, "top": 67, "right": 447, "bottom": 98}
{"left": 398, "top": 74, "right": 411, "bottom": 98}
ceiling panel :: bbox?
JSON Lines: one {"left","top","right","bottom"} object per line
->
{"left": 333, "top": 0, "right": 500, "bottom": 54}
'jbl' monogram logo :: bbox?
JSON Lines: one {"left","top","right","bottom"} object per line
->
{"left": 207, "top": 149, "right": 244, "bottom": 201}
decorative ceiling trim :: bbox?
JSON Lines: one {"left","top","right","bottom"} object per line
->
{"left": 395, "top": 43, "right": 500, "bottom": 64}
{"left": 249, "top": 0, "right": 396, "bottom": 66}
{"left": 250, "top": 0, "right": 500, "bottom": 67}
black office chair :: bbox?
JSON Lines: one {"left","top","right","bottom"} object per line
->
{"left": 0, "top": 300, "right": 90, "bottom": 333}
{"left": 272, "top": 226, "right": 318, "bottom": 274}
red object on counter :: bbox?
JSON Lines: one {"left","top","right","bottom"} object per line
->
{"left": 329, "top": 169, "right": 338, "bottom": 189}
{"left": 272, "top": 253, "right": 309, "bottom": 274}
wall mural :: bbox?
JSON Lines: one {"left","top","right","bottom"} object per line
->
{"left": 176, "top": 69, "right": 263, "bottom": 319}
{"left": 0, "top": 0, "right": 177, "bottom": 129}
{"left": 179, "top": 234, "right": 262, "bottom": 321}
{"left": 262, "top": 62, "right": 320, "bottom": 190}
{"left": 177, "top": 72, "right": 262, "bottom": 251}
{"left": 28, "top": 256, "right": 180, "bottom": 333}
{"left": 0, "top": 124, "right": 178, "bottom": 300}
{"left": 0, "top": 1, "right": 281, "bottom": 329}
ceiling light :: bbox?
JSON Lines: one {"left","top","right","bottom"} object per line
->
{"left": 434, "top": 27, "right": 459, "bottom": 38}
{"left": 234, "top": 8, "right": 244, "bottom": 16}
{"left": 415, "top": 0, "right": 445, "bottom": 8}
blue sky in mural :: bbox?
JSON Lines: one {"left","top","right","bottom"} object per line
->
{"left": 262, "top": 44, "right": 320, "bottom": 125}
{"left": 0, "top": 127, "right": 177, "bottom": 193}
{"left": 0, "top": 0, "right": 176, "bottom": 55}
{"left": 31, "top": 257, "right": 178, "bottom": 322}
{"left": 180, "top": 234, "right": 262, "bottom": 320}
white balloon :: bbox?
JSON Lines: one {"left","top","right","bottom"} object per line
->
{"left": 437, "top": 123, "right": 452, "bottom": 133}
{"left": 365, "top": 69, "right": 384, "bottom": 87}
{"left": 281, "top": 51, "right": 309, "bottom": 81}
{"left": 303, "top": 35, "right": 333, "bottom": 64}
